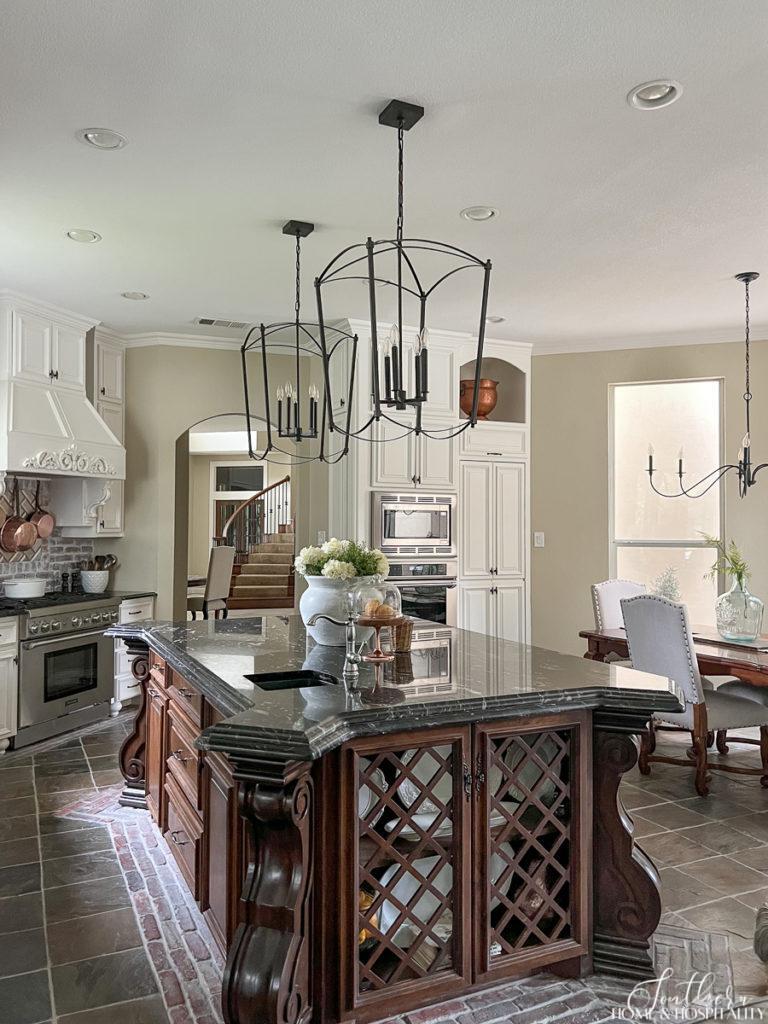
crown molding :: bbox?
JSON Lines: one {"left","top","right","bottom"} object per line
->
{"left": 532, "top": 324, "right": 768, "bottom": 357}
{"left": 0, "top": 290, "right": 99, "bottom": 331}
{"left": 123, "top": 331, "right": 243, "bottom": 351}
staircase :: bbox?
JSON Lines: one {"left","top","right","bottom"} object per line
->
{"left": 229, "top": 528, "right": 295, "bottom": 609}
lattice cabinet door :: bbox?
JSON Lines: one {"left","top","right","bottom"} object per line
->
{"left": 340, "top": 726, "right": 473, "bottom": 1019}
{"left": 472, "top": 712, "right": 591, "bottom": 984}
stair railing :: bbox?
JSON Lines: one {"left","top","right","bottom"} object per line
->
{"left": 213, "top": 474, "right": 291, "bottom": 565}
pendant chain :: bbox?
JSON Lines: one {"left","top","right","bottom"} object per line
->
{"left": 397, "top": 123, "right": 404, "bottom": 244}
{"left": 294, "top": 232, "right": 301, "bottom": 324}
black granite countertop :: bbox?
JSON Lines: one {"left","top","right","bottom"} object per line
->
{"left": 0, "top": 590, "right": 156, "bottom": 618}
{"left": 109, "top": 614, "right": 684, "bottom": 764}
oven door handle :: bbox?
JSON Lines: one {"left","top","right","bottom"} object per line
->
{"left": 397, "top": 581, "right": 457, "bottom": 589}
{"left": 21, "top": 628, "right": 108, "bottom": 650}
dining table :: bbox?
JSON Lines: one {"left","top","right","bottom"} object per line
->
{"left": 580, "top": 624, "right": 768, "bottom": 686}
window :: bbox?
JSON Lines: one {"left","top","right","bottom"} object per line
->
{"left": 610, "top": 380, "right": 723, "bottom": 624}
{"left": 215, "top": 464, "right": 264, "bottom": 492}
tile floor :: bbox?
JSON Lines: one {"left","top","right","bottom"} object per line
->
{"left": 2, "top": 716, "right": 768, "bottom": 1023}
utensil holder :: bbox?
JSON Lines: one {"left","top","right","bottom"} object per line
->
{"left": 392, "top": 620, "right": 414, "bottom": 652}
{"left": 81, "top": 570, "right": 109, "bottom": 594}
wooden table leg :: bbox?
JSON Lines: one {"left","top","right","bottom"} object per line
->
{"left": 223, "top": 759, "right": 314, "bottom": 1024}
{"left": 118, "top": 638, "right": 150, "bottom": 809}
{"left": 592, "top": 712, "right": 661, "bottom": 980}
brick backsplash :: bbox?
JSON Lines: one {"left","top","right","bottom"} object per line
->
{"left": 0, "top": 478, "right": 95, "bottom": 592}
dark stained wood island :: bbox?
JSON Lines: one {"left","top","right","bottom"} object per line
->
{"left": 111, "top": 616, "right": 682, "bottom": 1024}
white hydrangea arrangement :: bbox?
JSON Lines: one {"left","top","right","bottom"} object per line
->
{"left": 294, "top": 538, "right": 389, "bottom": 579}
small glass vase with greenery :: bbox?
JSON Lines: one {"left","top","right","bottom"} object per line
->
{"left": 702, "top": 535, "right": 764, "bottom": 642}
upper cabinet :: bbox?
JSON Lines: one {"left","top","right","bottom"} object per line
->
{"left": 370, "top": 416, "right": 457, "bottom": 490}
{"left": 13, "top": 311, "right": 85, "bottom": 391}
{"left": 96, "top": 340, "right": 124, "bottom": 401}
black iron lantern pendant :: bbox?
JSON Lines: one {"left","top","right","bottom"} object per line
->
{"left": 315, "top": 99, "right": 493, "bottom": 440}
{"left": 241, "top": 220, "right": 358, "bottom": 465}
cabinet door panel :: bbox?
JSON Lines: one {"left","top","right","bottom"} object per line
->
{"left": 458, "top": 462, "right": 493, "bottom": 578}
{"left": 371, "top": 417, "right": 416, "bottom": 489}
{"left": 52, "top": 326, "right": 85, "bottom": 390}
{"left": 495, "top": 582, "right": 526, "bottom": 644}
{"left": 0, "top": 650, "right": 18, "bottom": 744}
{"left": 418, "top": 429, "right": 456, "bottom": 490}
{"left": 146, "top": 683, "right": 168, "bottom": 825}
{"left": 13, "top": 311, "right": 51, "bottom": 384}
{"left": 494, "top": 464, "right": 525, "bottom": 578}
{"left": 473, "top": 714, "right": 590, "bottom": 984}
{"left": 201, "top": 752, "right": 240, "bottom": 953}
{"left": 458, "top": 583, "right": 493, "bottom": 636}
{"left": 97, "top": 480, "right": 124, "bottom": 536}
{"left": 341, "top": 726, "right": 472, "bottom": 1016}
{"left": 97, "top": 342, "right": 124, "bottom": 401}
{"left": 423, "top": 340, "right": 458, "bottom": 418}
{"left": 97, "top": 398, "right": 124, "bottom": 442}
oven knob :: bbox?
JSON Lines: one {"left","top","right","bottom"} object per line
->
{"left": 40, "top": 622, "right": 50, "bottom": 633}
{"left": 71, "top": 616, "right": 82, "bottom": 628}
{"left": 51, "top": 620, "right": 61, "bottom": 631}
{"left": 110, "top": 611, "right": 118, "bottom": 622}
{"left": 90, "top": 612, "right": 101, "bottom": 624}
{"left": 82, "top": 616, "right": 91, "bottom": 626}
{"left": 28, "top": 623, "right": 39, "bottom": 635}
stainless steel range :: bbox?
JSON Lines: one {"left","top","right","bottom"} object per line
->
{"left": 13, "top": 597, "right": 120, "bottom": 747}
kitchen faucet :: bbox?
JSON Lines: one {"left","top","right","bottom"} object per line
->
{"left": 306, "top": 612, "right": 361, "bottom": 683}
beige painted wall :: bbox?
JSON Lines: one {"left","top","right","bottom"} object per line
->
{"left": 95, "top": 346, "right": 331, "bottom": 619}
{"left": 531, "top": 339, "right": 768, "bottom": 656}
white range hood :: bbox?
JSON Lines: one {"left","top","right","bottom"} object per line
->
{"left": 0, "top": 379, "right": 125, "bottom": 480}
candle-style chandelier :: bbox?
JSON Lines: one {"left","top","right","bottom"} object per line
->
{"left": 647, "top": 271, "right": 766, "bottom": 498}
{"left": 241, "top": 220, "right": 358, "bottom": 464}
{"left": 314, "top": 99, "right": 493, "bottom": 440}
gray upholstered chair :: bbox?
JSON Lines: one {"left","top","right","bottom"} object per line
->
{"left": 187, "top": 546, "right": 236, "bottom": 620}
{"left": 591, "top": 579, "right": 646, "bottom": 631}
{"left": 621, "top": 594, "right": 768, "bottom": 796}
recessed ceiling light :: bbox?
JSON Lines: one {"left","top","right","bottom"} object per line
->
{"left": 486, "top": 315, "right": 505, "bottom": 324}
{"left": 121, "top": 291, "right": 149, "bottom": 300}
{"left": 76, "top": 128, "right": 128, "bottom": 150}
{"left": 627, "top": 80, "right": 682, "bottom": 110}
{"left": 460, "top": 205, "right": 499, "bottom": 222}
{"left": 66, "top": 229, "right": 102, "bottom": 243}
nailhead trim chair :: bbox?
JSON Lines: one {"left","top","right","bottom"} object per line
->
{"left": 621, "top": 594, "right": 768, "bottom": 796}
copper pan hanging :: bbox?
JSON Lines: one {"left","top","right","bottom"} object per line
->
{"left": 0, "top": 480, "right": 37, "bottom": 553}
{"left": 28, "top": 482, "right": 55, "bottom": 539}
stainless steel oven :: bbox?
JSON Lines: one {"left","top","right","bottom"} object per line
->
{"left": 388, "top": 559, "right": 458, "bottom": 626}
{"left": 372, "top": 492, "right": 456, "bottom": 556}
{"left": 16, "top": 600, "right": 119, "bottom": 747}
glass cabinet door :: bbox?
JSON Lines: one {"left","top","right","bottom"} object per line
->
{"left": 342, "top": 726, "right": 472, "bottom": 1013}
{"left": 473, "top": 713, "right": 590, "bottom": 984}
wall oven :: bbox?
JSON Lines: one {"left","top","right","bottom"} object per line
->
{"left": 16, "top": 602, "right": 119, "bottom": 747}
{"left": 388, "top": 559, "right": 458, "bottom": 627}
{"left": 372, "top": 493, "right": 456, "bottom": 557}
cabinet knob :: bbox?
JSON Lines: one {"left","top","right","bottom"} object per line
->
{"left": 177, "top": 687, "right": 195, "bottom": 699}
{"left": 171, "top": 748, "right": 188, "bottom": 764}
{"left": 170, "top": 830, "right": 189, "bottom": 847}
{"left": 100, "top": 386, "right": 106, "bottom": 395}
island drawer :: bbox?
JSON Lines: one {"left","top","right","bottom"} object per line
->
{"left": 168, "top": 671, "right": 204, "bottom": 728}
{"left": 163, "top": 773, "right": 203, "bottom": 899}
{"left": 149, "top": 651, "right": 168, "bottom": 688}
{"left": 166, "top": 704, "right": 201, "bottom": 810}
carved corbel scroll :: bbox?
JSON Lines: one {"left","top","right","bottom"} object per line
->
{"left": 223, "top": 761, "right": 314, "bottom": 1024}
{"left": 118, "top": 638, "right": 150, "bottom": 809}
{"left": 593, "top": 715, "right": 661, "bottom": 980}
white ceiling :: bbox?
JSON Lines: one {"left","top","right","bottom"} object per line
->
{"left": 3, "top": 0, "right": 768, "bottom": 350}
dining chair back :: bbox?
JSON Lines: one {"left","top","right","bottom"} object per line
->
{"left": 591, "top": 579, "right": 645, "bottom": 630}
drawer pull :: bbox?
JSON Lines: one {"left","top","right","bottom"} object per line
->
{"left": 152, "top": 665, "right": 165, "bottom": 677}
{"left": 171, "top": 748, "right": 188, "bottom": 764}
{"left": 127, "top": 681, "right": 140, "bottom": 689}
{"left": 170, "top": 830, "right": 189, "bottom": 847}
{"left": 128, "top": 609, "right": 142, "bottom": 616}
{"left": 177, "top": 687, "right": 195, "bottom": 699}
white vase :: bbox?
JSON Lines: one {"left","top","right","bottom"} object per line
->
{"left": 299, "top": 576, "right": 379, "bottom": 647}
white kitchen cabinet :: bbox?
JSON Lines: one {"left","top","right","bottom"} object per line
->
{"left": 458, "top": 580, "right": 526, "bottom": 643}
{"left": 460, "top": 422, "right": 527, "bottom": 459}
{"left": 12, "top": 310, "right": 52, "bottom": 384}
{"left": 113, "top": 596, "right": 156, "bottom": 714}
{"left": 51, "top": 325, "right": 86, "bottom": 390}
{"left": 97, "top": 398, "right": 124, "bottom": 443}
{"left": 459, "top": 461, "right": 526, "bottom": 579}
{"left": 458, "top": 461, "right": 493, "bottom": 577}
{"left": 12, "top": 310, "right": 85, "bottom": 390}
{"left": 0, "top": 645, "right": 18, "bottom": 752}
{"left": 371, "top": 418, "right": 457, "bottom": 490}
{"left": 96, "top": 481, "right": 124, "bottom": 536}
{"left": 96, "top": 340, "right": 124, "bottom": 401}
{"left": 370, "top": 418, "right": 417, "bottom": 488}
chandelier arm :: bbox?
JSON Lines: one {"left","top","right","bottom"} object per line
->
{"left": 314, "top": 277, "right": 336, "bottom": 436}
{"left": 469, "top": 262, "right": 493, "bottom": 425}
{"left": 423, "top": 262, "right": 486, "bottom": 298}
{"left": 750, "top": 462, "right": 768, "bottom": 480}
{"left": 397, "top": 244, "right": 426, "bottom": 300}
{"left": 647, "top": 465, "right": 735, "bottom": 499}
{"left": 241, "top": 323, "right": 263, "bottom": 353}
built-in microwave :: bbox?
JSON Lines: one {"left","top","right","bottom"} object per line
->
{"left": 372, "top": 492, "right": 456, "bottom": 556}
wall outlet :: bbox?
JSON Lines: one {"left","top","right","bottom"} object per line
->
{"left": 533, "top": 532, "right": 545, "bottom": 548}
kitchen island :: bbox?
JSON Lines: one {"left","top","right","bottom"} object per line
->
{"left": 110, "top": 615, "right": 682, "bottom": 1024}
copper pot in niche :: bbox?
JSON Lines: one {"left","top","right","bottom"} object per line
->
{"left": 459, "top": 378, "right": 499, "bottom": 420}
